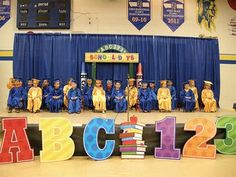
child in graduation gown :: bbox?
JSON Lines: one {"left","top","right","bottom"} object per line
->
{"left": 41, "top": 79, "right": 51, "bottom": 109}
{"left": 180, "top": 82, "right": 195, "bottom": 112}
{"left": 27, "top": 79, "right": 42, "bottom": 113}
{"left": 189, "top": 80, "right": 199, "bottom": 110}
{"left": 105, "top": 80, "right": 113, "bottom": 110}
{"left": 83, "top": 78, "right": 93, "bottom": 110}
{"left": 48, "top": 79, "right": 64, "bottom": 112}
{"left": 25, "top": 79, "right": 33, "bottom": 93}
{"left": 92, "top": 80, "right": 106, "bottom": 113}
{"left": 63, "top": 78, "right": 73, "bottom": 108}
{"left": 7, "top": 78, "right": 27, "bottom": 113}
{"left": 167, "top": 80, "right": 177, "bottom": 110}
{"left": 157, "top": 80, "right": 172, "bottom": 112}
{"left": 201, "top": 81, "right": 217, "bottom": 113}
{"left": 125, "top": 78, "right": 138, "bottom": 109}
{"left": 139, "top": 81, "right": 152, "bottom": 113}
{"left": 68, "top": 80, "right": 82, "bottom": 114}
{"left": 149, "top": 81, "right": 158, "bottom": 110}
{"left": 112, "top": 80, "right": 127, "bottom": 113}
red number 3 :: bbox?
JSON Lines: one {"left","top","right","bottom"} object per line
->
{"left": 183, "top": 118, "right": 217, "bottom": 159}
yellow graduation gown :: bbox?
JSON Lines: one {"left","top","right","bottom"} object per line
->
{"left": 190, "top": 86, "right": 199, "bottom": 110}
{"left": 125, "top": 86, "right": 138, "bottom": 108}
{"left": 27, "top": 87, "right": 42, "bottom": 112}
{"left": 157, "top": 88, "right": 171, "bottom": 111}
{"left": 201, "top": 89, "right": 217, "bottom": 112}
{"left": 92, "top": 87, "right": 106, "bottom": 111}
{"left": 63, "top": 85, "right": 72, "bottom": 108}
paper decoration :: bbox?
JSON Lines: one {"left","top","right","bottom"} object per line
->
{"left": 183, "top": 118, "right": 217, "bottom": 159}
{"left": 119, "top": 115, "right": 147, "bottom": 159}
{"left": 155, "top": 117, "right": 181, "bottom": 160}
{"left": 83, "top": 118, "right": 115, "bottom": 161}
{"left": 0, "top": 118, "right": 34, "bottom": 164}
{"left": 228, "top": 0, "right": 236, "bottom": 10}
{"left": 39, "top": 118, "right": 75, "bottom": 162}
{"left": 163, "top": 0, "right": 185, "bottom": 32}
{"left": 214, "top": 116, "right": 236, "bottom": 154}
{"left": 197, "top": 0, "right": 217, "bottom": 32}
{"left": 128, "top": 0, "right": 151, "bottom": 30}
{"left": 0, "top": 0, "right": 11, "bottom": 28}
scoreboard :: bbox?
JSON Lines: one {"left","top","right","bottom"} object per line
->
{"left": 17, "top": 0, "right": 71, "bottom": 29}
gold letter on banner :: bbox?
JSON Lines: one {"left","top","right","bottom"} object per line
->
{"left": 85, "top": 53, "right": 139, "bottom": 63}
{"left": 39, "top": 118, "right": 75, "bottom": 162}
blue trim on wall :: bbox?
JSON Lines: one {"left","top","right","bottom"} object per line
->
{"left": 0, "top": 57, "right": 13, "bottom": 61}
{"left": 220, "top": 60, "right": 236, "bottom": 64}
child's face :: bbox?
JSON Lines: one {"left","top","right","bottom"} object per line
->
{"left": 149, "top": 83, "right": 155, "bottom": 88}
{"left": 184, "top": 84, "right": 190, "bottom": 90}
{"left": 128, "top": 80, "right": 134, "bottom": 86}
{"left": 205, "top": 84, "right": 211, "bottom": 89}
{"left": 107, "top": 82, "right": 112, "bottom": 88}
{"left": 96, "top": 82, "right": 101, "bottom": 87}
{"left": 33, "top": 82, "right": 38, "bottom": 87}
{"left": 115, "top": 83, "right": 121, "bottom": 89}
{"left": 87, "top": 79, "right": 92, "bottom": 85}
{"left": 189, "top": 81, "right": 195, "bottom": 87}
{"left": 142, "top": 83, "right": 148, "bottom": 89}
{"left": 43, "top": 80, "right": 49, "bottom": 86}
{"left": 71, "top": 82, "right": 77, "bottom": 89}
{"left": 28, "top": 80, "right": 33, "bottom": 86}
{"left": 54, "top": 82, "right": 60, "bottom": 89}
{"left": 162, "top": 83, "right": 167, "bottom": 88}
{"left": 167, "top": 82, "right": 172, "bottom": 86}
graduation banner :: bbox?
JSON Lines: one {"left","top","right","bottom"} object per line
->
{"left": 163, "top": 0, "right": 184, "bottom": 32}
{"left": 85, "top": 53, "right": 139, "bottom": 63}
{"left": 128, "top": 0, "right": 151, "bottom": 30}
{"left": 0, "top": 0, "right": 10, "bottom": 28}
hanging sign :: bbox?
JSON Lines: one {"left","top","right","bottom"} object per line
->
{"left": 163, "top": 0, "right": 184, "bottom": 32}
{"left": 128, "top": 0, "right": 151, "bottom": 30}
{"left": 85, "top": 53, "right": 139, "bottom": 63}
{"left": 0, "top": 0, "right": 10, "bottom": 28}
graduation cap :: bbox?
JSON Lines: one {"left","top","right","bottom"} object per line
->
{"left": 149, "top": 80, "right": 156, "bottom": 84}
{"left": 14, "top": 77, "right": 22, "bottom": 82}
{"left": 71, "top": 79, "right": 77, "bottom": 84}
{"left": 106, "top": 79, "right": 113, "bottom": 84}
{"left": 32, "top": 79, "right": 40, "bottom": 84}
{"left": 204, "top": 80, "right": 213, "bottom": 85}
{"left": 95, "top": 79, "right": 102, "bottom": 84}
{"left": 183, "top": 81, "right": 189, "bottom": 88}
{"left": 160, "top": 80, "right": 167, "bottom": 85}
{"left": 53, "top": 79, "right": 61, "bottom": 84}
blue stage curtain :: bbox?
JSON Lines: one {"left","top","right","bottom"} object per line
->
{"left": 13, "top": 34, "right": 220, "bottom": 102}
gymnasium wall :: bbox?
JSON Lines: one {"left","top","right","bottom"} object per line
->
{"left": 0, "top": 0, "right": 235, "bottom": 110}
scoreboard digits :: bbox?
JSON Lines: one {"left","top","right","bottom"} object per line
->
{"left": 17, "top": 0, "right": 71, "bottom": 29}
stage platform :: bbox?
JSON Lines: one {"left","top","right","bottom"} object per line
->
{"left": 0, "top": 109, "right": 236, "bottom": 125}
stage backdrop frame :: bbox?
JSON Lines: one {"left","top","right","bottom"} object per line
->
{"left": 13, "top": 33, "right": 220, "bottom": 103}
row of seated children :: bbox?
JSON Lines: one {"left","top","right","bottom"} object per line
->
{"left": 6, "top": 77, "right": 217, "bottom": 114}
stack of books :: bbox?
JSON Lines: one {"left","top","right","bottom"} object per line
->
{"left": 119, "top": 116, "right": 147, "bottom": 159}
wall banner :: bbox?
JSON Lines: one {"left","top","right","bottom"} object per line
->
{"left": 163, "top": 0, "right": 185, "bottom": 32}
{"left": 0, "top": 0, "right": 10, "bottom": 28}
{"left": 128, "top": 0, "right": 151, "bottom": 30}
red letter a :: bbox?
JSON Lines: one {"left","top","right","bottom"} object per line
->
{"left": 0, "top": 118, "right": 34, "bottom": 164}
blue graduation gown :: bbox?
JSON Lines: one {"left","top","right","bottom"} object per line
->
{"left": 105, "top": 87, "right": 113, "bottom": 110}
{"left": 68, "top": 88, "right": 82, "bottom": 113}
{"left": 112, "top": 89, "right": 127, "bottom": 113}
{"left": 180, "top": 89, "right": 195, "bottom": 112}
{"left": 7, "top": 87, "right": 27, "bottom": 109}
{"left": 139, "top": 88, "right": 151, "bottom": 112}
{"left": 83, "top": 85, "right": 93, "bottom": 109}
{"left": 42, "top": 86, "right": 52, "bottom": 109}
{"left": 48, "top": 87, "right": 64, "bottom": 112}
{"left": 149, "top": 88, "right": 158, "bottom": 110}
{"left": 168, "top": 86, "right": 178, "bottom": 110}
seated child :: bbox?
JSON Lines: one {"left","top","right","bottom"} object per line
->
{"left": 105, "top": 80, "right": 113, "bottom": 110}
{"left": 27, "top": 79, "right": 42, "bottom": 113}
{"left": 180, "top": 82, "right": 195, "bottom": 112}
{"left": 63, "top": 78, "right": 73, "bottom": 108}
{"left": 201, "top": 81, "right": 217, "bottom": 113}
{"left": 112, "top": 80, "right": 127, "bottom": 113}
{"left": 125, "top": 78, "right": 138, "bottom": 109}
{"left": 41, "top": 79, "right": 51, "bottom": 109}
{"left": 68, "top": 80, "right": 82, "bottom": 114}
{"left": 167, "top": 80, "right": 178, "bottom": 110}
{"left": 7, "top": 78, "right": 27, "bottom": 113}
{"left": 138, "top": 81, "right": 151, "bottom": 113}
{"left": 157, "top": 80, "right": 172, "bottom": 112}
{"left": 83, "top": 78, "right": 93, "bottom": 110}
{"left": 149, "top": 81, "right": 158, "bottom": 110}
{"left": 92, "top": 80, "right": 106, "bottom": 113}
{"left": 48, "top": 79, "right": 64, "bottom": 112}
